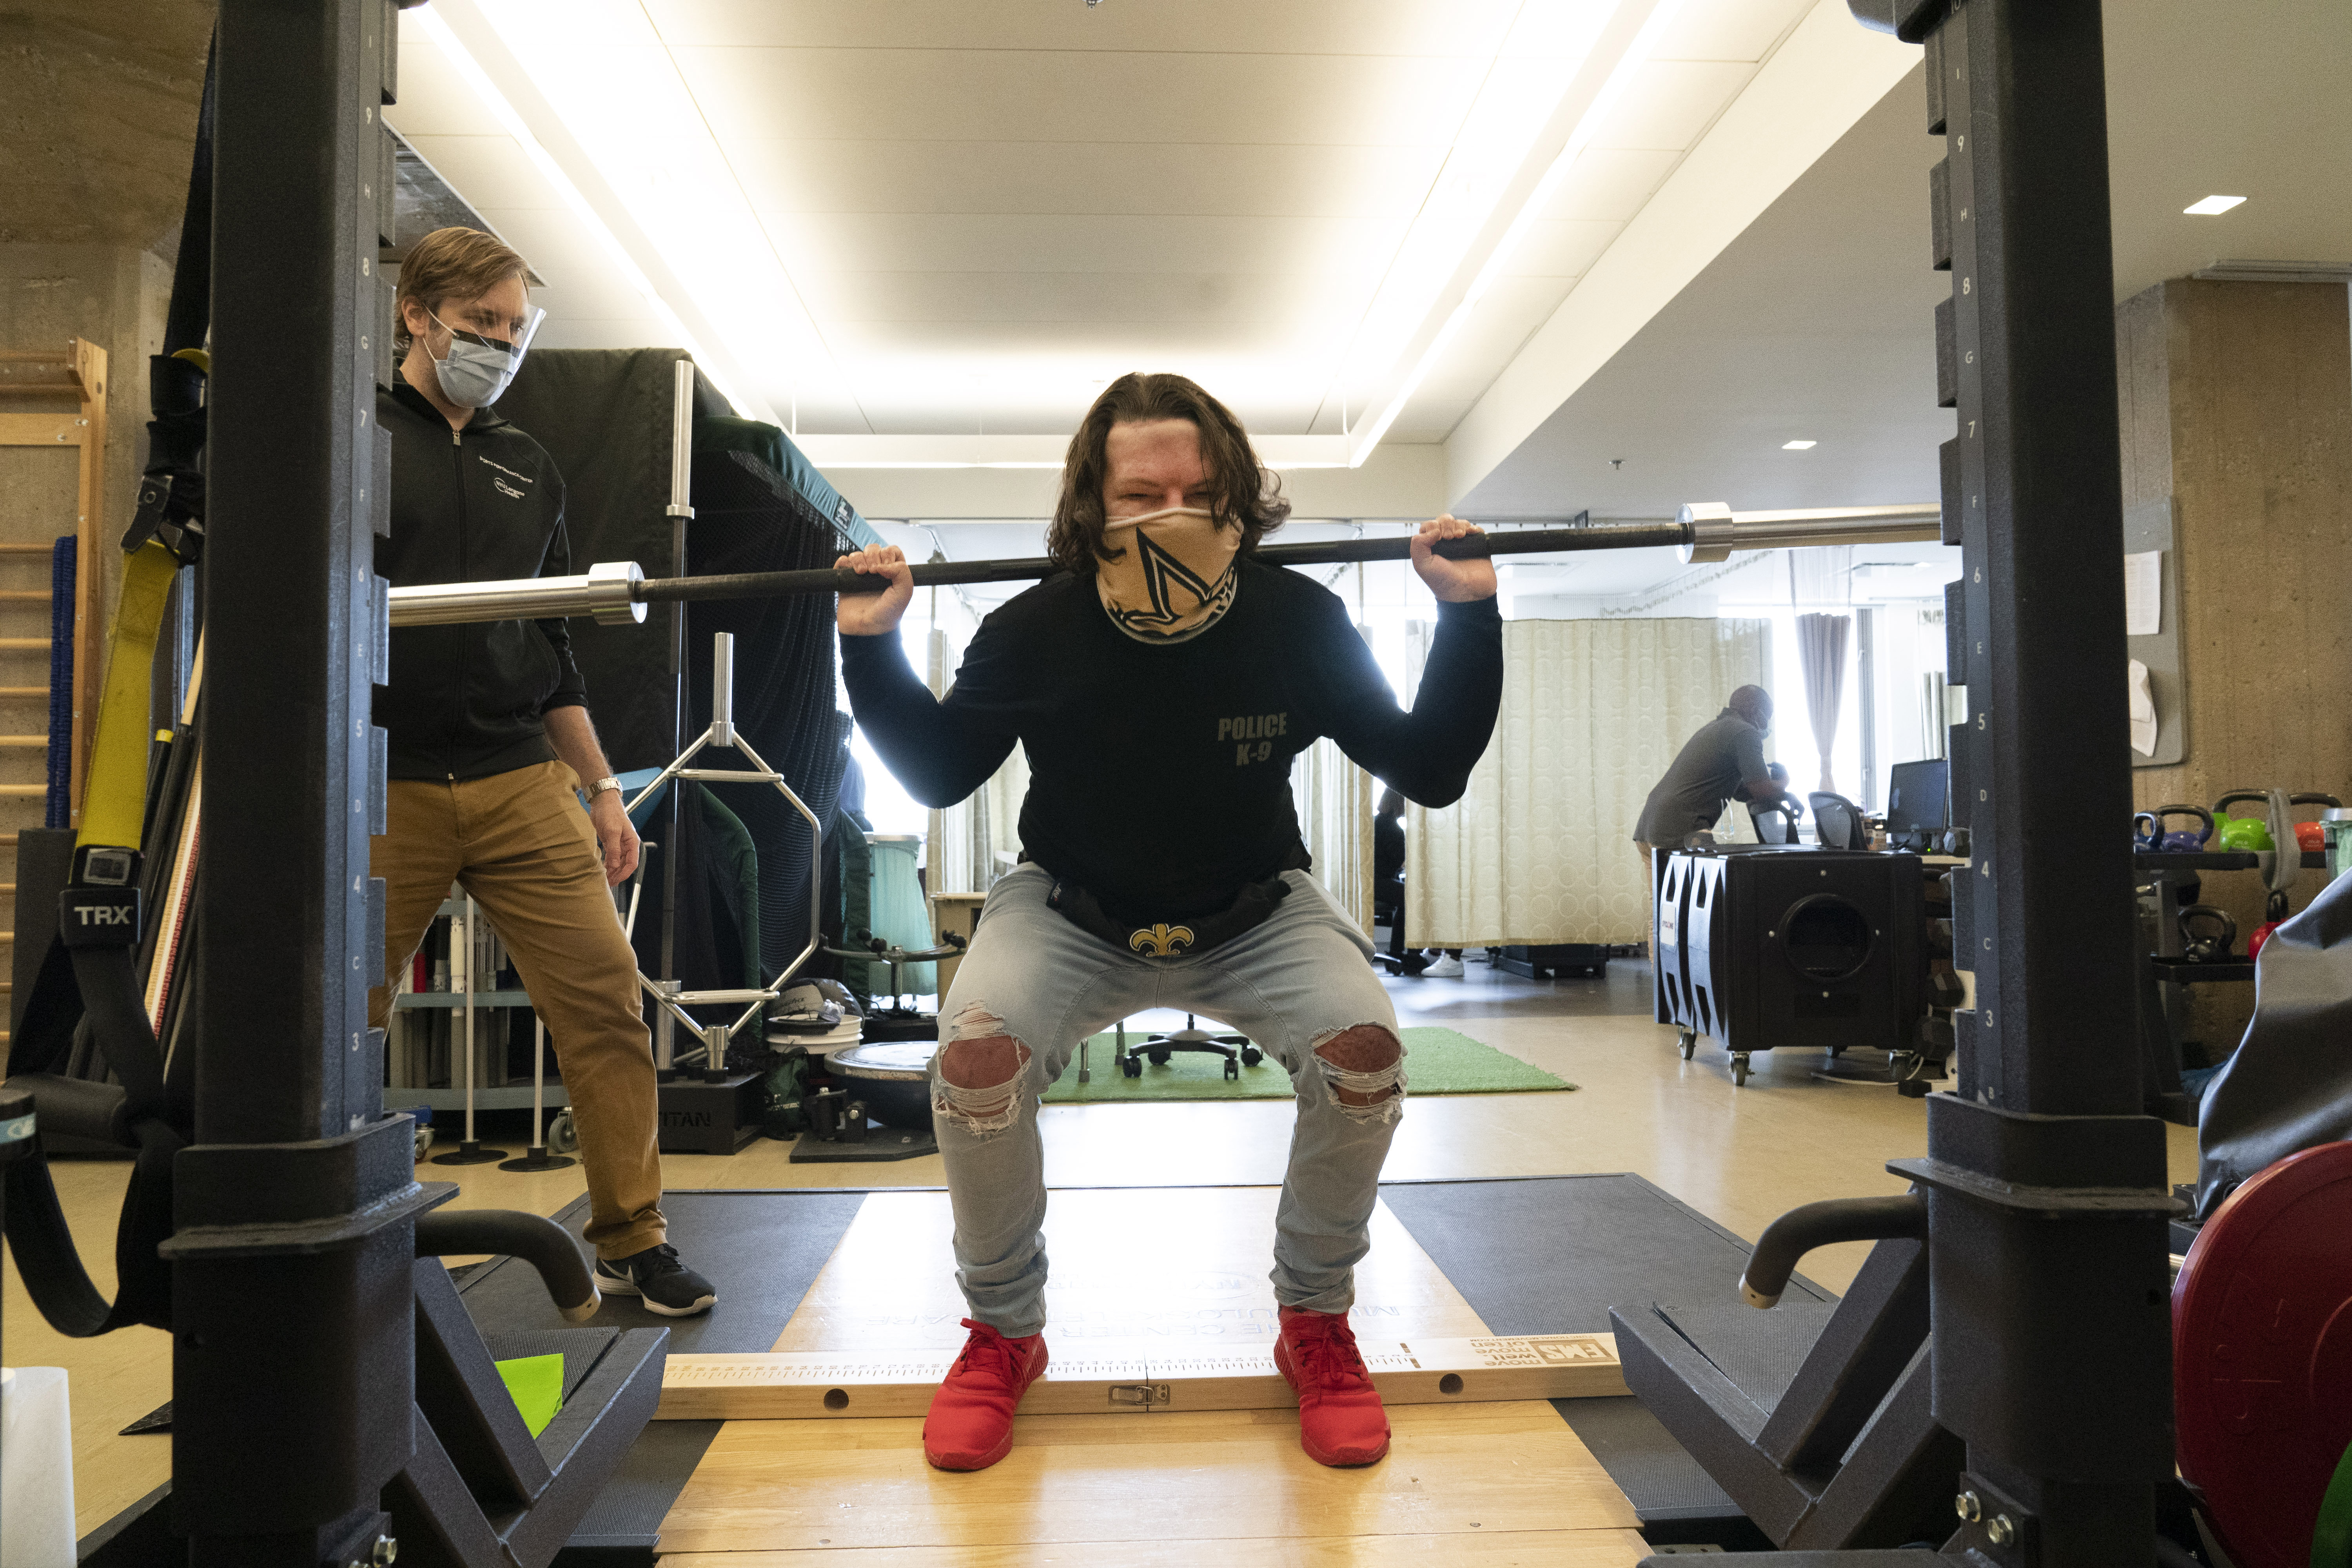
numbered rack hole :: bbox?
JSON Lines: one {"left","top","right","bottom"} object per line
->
{"left": 1439, "top": 1374, "right": 1464, "bottom": 1395}
{"left": 824, "top": 1388, "right": 849, "bottom": 1411}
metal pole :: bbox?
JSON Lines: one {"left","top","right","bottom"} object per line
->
{"left": 658, "top": 358, "right": 696, "bottom": 1080}
{"left": 712, "top": 629, "right": 735, "bottom": 748}
{"left": 434, "top": 893, "right": 503, "bottom": 1165}
{"left": 167, "top": 3, "right": 428, "bottom": 1561}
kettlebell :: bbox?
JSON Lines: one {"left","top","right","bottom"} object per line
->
{"left": 2143, "top": 804, "right": 2214, "bottom": 854}
{"left": 2213, "top": 791, "right": 2276, "bottom": 852}
{"left": 2293, "top": 793, "right": 2342, "bottom": 855}
{"left": 2178, "top": 904, "right": 2236, "bottom": 964}
{"left": 2248, "top": 891, "right": 2292, "bottom": 961}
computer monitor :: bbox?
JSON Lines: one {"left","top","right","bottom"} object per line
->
{"left": 1886, "top": 759, "right": 1949, "bottom": 837}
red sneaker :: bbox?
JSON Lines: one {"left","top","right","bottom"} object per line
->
{"left": 922, "top": 1318, "right": 1049, "bottom": 1471}
{"left": 1274, "top": 1305, "right": 1391, "bottom": 1466}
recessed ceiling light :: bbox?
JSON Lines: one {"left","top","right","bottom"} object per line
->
{"left": 1782, "top": 440, "right": 1817, "bottom": 450}
{"left": 2183, "top": 195, "right": 2247, "bottom": 216}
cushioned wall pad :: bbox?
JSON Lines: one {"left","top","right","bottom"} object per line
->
{"left": 457, "top": 1188, "right": 866, "bottom": 1563}
{"left": 1379, "top": 1175, "right": 1834, "bottom": 1537}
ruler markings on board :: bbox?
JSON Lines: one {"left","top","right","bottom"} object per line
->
{"left": 655, "top": 1333, "right": 1624, "bottom": 1420}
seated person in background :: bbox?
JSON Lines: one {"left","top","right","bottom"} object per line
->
{"left": 835, "top": 372, "right": 1503, "bottom": 1475}
{"left": 1632, "top": 685, "right": 1800, "bottom": 887}
{"left": 1370, "top": 788, "right": 1465, "bottom": 977}
{"left": 1373, "top": 788, "right": 1408, "bottom": 964}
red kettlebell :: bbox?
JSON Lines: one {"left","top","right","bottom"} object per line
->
{"left": 2249, "top": 891, "right": 2289, "bottom": 961}
{"left": 2292, "top": 793, "right": 2341, "bottom": 856}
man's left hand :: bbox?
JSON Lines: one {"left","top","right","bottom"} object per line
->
{"left": 1410, "top": 515, "right": 1497, "bottom": 603}
{"left": 589, "top": 791, "right": 642, "bottom": 886}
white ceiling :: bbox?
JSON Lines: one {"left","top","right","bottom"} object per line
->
{"left": 389, "top": 0, "right": 1827, "bottom": 442}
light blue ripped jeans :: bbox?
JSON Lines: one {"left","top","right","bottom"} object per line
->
{"left": 931, "top": 862, "right": 1406, "bottom": 1338}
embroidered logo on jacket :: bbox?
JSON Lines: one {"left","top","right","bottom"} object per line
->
{"left": 493, "top": 477, "right": 524, "bottom": 500}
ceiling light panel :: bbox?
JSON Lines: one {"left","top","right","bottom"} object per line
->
{"left": 2182, "top": 194, "right": 2247, "bottom": 215}
{"left": 647, "top": 0, "right": 1529, "bottom": 60}
{"left": 1783, "top": 439, "right": 1817, "bottom": 449}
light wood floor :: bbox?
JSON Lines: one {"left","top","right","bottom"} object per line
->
{"left": 8, "top": 959, "right": 2200, "bottom": 1543}
{"left": 652, "top": 1185, "right": 1643, "bottom": 1563}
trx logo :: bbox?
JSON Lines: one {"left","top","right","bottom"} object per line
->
{"left": 1219, "top": 712, "right": 1288, "bottom": 767}
{"left": 1129, "top": 923, "right": 1195, "bottom": 958}
{"left": 76, "top": 904, "right": 132, "bottom": 927}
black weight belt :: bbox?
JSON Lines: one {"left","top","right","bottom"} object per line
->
{"left": 1038, "top": 842, "right": 1312, "bottom": 961}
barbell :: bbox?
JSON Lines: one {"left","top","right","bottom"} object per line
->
{"left": 385, "top": 503, "right": 1943, "bottom": 629}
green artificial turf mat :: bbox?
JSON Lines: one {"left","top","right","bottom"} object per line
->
{"left": 1042, "top": 1025, "right": 1573, "bottom": 1103}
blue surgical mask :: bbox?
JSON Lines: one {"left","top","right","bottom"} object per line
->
{"left": 428, "top": 305, "right": 544, "bottom": 408}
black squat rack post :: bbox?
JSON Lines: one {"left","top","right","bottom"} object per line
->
{"left": 1876, "top": 0, "right": 2177, "bottom": 1557}
{"left": 166, "top": 1, "right": 423, "bottom": 1563}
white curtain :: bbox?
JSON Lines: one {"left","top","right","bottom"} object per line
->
{"left": 1795, "top": 612, "right": 1852, "bottom": 796}
{"left": 1292, "top": 736, "right": 1374, "bottom": 935}
{"left": 923, "top": 624, "right": 1026, "bottom": 896}
{"left": 1404, "top": 616, "right": 1772, "bottom": 947}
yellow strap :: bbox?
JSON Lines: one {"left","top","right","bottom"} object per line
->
{"left": 78, "top": 540, "right": 181, "bottom": 851}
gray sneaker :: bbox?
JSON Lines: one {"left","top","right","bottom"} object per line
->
{"left": 595, "top": 1243, "right": 717, "bottom": 1317}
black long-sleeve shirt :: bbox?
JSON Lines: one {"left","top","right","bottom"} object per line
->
{"left": 377, "top": 379, "right": 588, "bottom": 780}
{"left": 841, "top": 558, "right": 1503, "bottom": 923}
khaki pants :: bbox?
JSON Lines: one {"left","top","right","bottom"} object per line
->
{"left": 370, "top": 760, "right": 664, "bottom": 1259}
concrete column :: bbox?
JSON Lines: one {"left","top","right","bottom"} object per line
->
{"left": 2120, "top": 277, "right": 2352, "bottom": 1052}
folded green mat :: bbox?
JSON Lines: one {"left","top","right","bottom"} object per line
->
{"left": 1042, "top": 1025, "right": 1572, "bottom": 1103}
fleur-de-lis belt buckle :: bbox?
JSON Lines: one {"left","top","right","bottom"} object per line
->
{"left": 1129, "top": 923, "right": 1194, "bottom": 958}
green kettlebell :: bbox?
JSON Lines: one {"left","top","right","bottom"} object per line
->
{"left": 2217, "top": 814, "right": 2274, "bottom": 852}
{"left": 2214, "top": 791, "right": 2277, "bottom": 852}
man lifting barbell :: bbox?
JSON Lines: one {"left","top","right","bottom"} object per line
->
{"left": 835, "top": 372, "right": 1504, "bottom": 1472}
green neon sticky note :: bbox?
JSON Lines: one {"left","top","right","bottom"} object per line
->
{"left": 495, "top": 1353, "right": 564, "bottom": 1438}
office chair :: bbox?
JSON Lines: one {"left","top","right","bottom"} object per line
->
{"left": 1114, "top": 1015, "right": 1265, "bottom": 1081}
{"left": 1809, "top": 792, "right": 1870, "bottom": 850}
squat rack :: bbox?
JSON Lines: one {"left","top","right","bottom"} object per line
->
{"left": 57, "top": 0, "right": 2166, "bottom": 1563}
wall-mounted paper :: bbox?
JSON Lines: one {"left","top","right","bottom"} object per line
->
{"left": 2128, "top": 657, "right": 2158, "bottom": 756}
{"left": 2125, "top": 551, "right": 2163, "bottom": 637}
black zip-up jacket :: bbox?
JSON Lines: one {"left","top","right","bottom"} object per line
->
{"left": 376, "top": 378, "right": 588, "bottom": 780}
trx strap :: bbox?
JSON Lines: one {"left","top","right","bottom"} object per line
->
{"left": 2, "top": 30, "right": 213, "bottom": 1339}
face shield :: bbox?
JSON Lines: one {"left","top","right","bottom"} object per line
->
{"left": 426, "top": 304, "right": 545, "bottom": 408}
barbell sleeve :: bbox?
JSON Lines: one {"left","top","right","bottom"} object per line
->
{"left": 1678, "top": 503, "right": 1945, "bottom": 563}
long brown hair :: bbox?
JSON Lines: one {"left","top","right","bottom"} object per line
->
{"left": 1045, "top": 373, "right": 1290, "bottom": 573}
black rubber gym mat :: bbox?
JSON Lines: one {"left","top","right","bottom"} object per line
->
{"left": 1379, "top": 1174, "right": 1835, "bottom": 1545}
{"left": 457, "top": 1187, "right": 866, "bottom": 1566}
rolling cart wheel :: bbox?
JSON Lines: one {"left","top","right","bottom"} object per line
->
{"left": 1240, "top": 1047, "right": 1263, "bottom": 1067}
{"left": 1223, "top": 1057, "right": 1240, "bottom": 1081}
{"left": 1121, "top": 1055, "right": 1143, "bottom": 1079}
{"left": 1730, "top": 1055, "right": 1751, "bottom": 1087}
{"left": 1677, "top": 1029, "right": 1697, "bottom": 1061}
{"left": 413, "top": 1126, "right": 435, "bottom": 1162}
{"left": 546, "top": 1109, "right": 580, "bottom": 1155}
{"left": 1148, "top": 1048, "right": 1171, "bottom": 1066}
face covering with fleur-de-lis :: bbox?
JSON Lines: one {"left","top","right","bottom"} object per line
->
{"left": 1094, "top": 506, "right": 1241, "bottom": 644}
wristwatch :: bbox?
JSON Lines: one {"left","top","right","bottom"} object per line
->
{"left": 587, "top": 775, "right": 624, "bottom": 801}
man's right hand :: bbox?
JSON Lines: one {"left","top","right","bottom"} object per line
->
{"left": 836, "top": 544, "right": 915, "bottom": 636}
